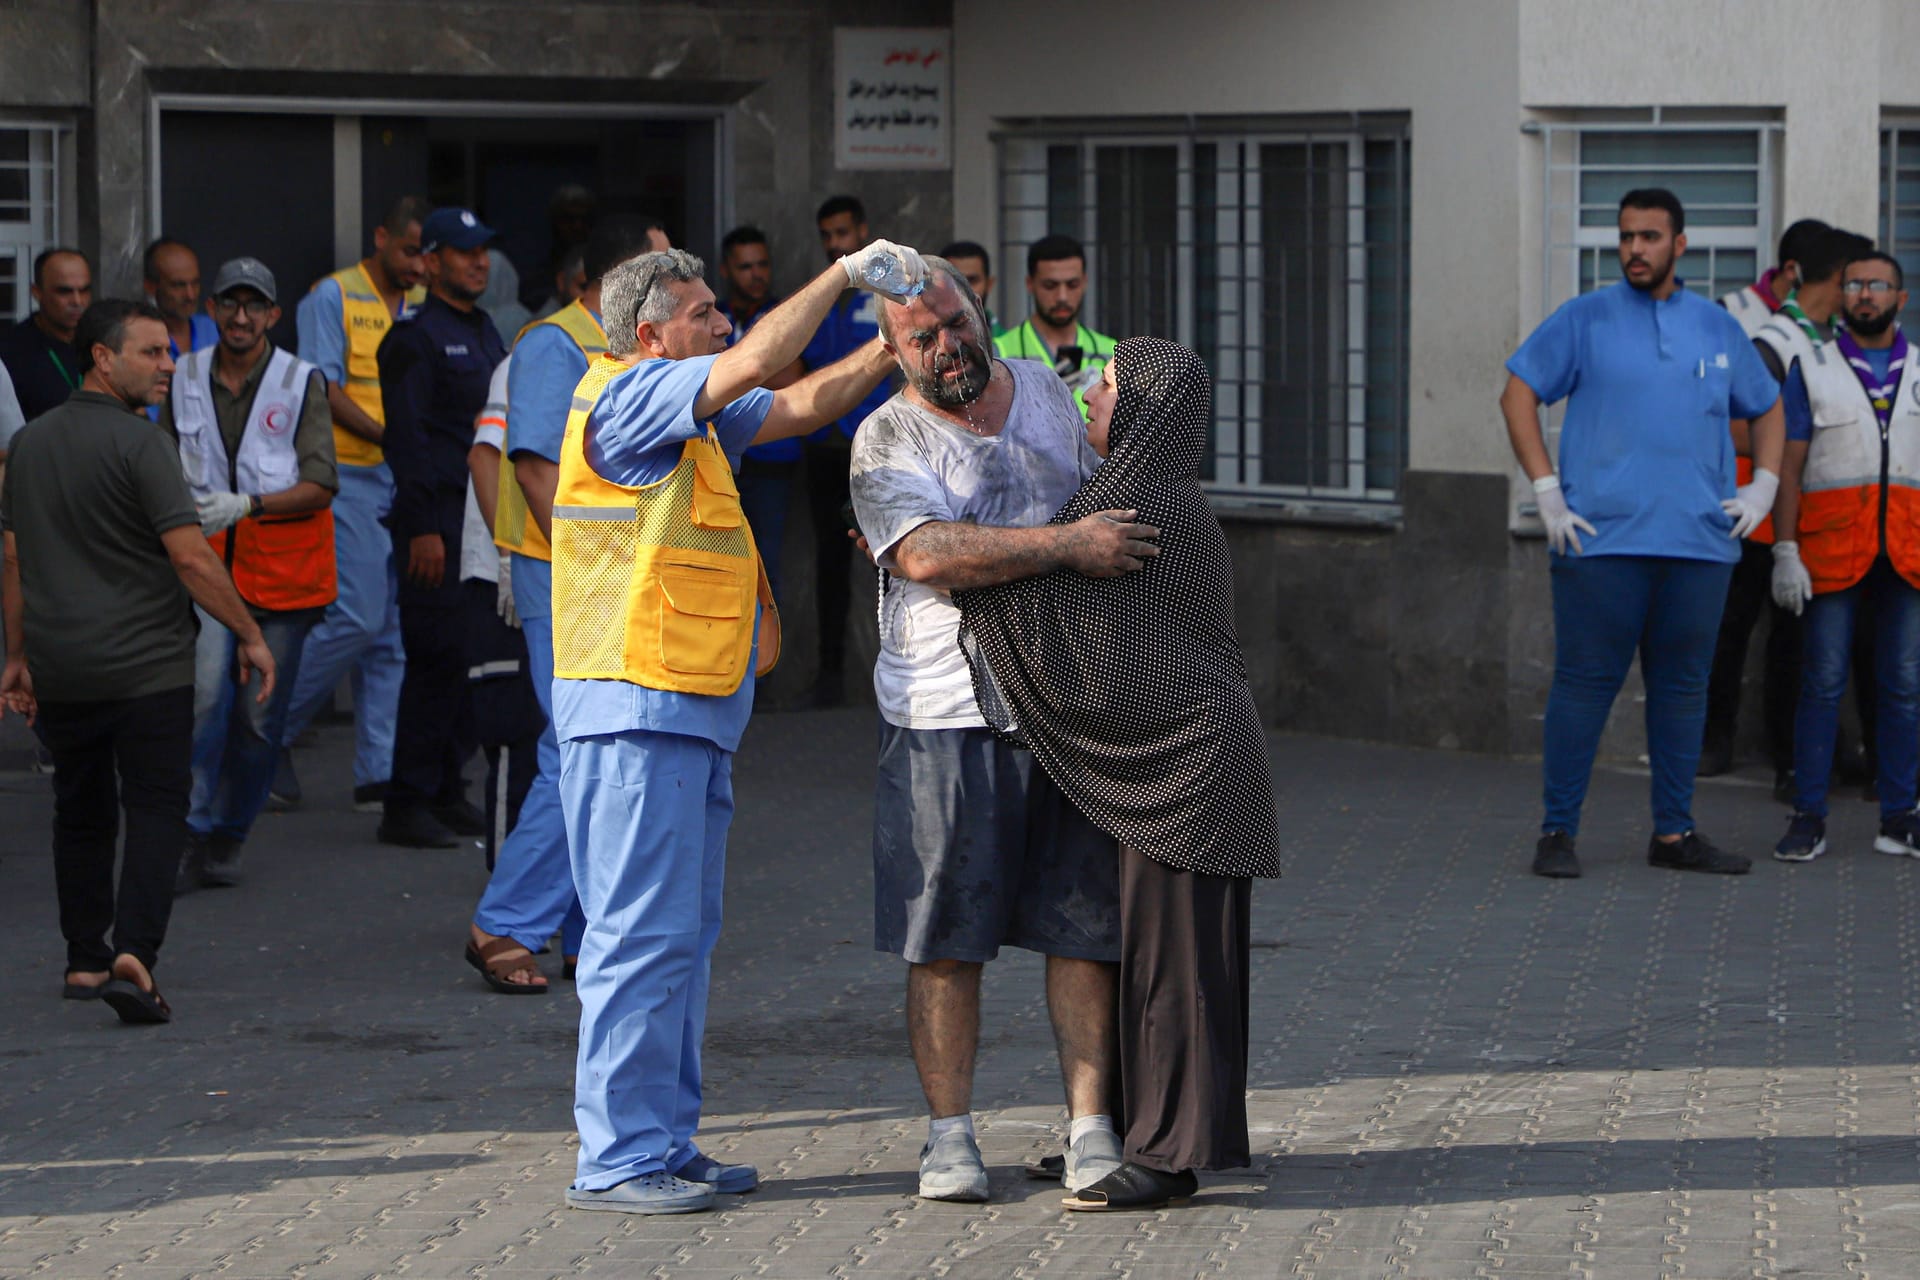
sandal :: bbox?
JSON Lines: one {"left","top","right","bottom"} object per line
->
{"left": 62, "top": 971, "right": 110, "bottom": 1001}
{"left": 1063, "top": 1163, "right": 1197, "bottom": 1212}
{"left": 99, "top": 979, "right": 172, "bottom": 1024}
{"left": 464, "top": 937, "right": 548, "bottom": 995}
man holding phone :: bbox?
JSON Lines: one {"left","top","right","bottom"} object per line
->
{"left": 995, "top": 234, "right": 1117, "bottom": 419}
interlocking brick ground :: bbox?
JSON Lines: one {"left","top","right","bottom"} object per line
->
{"left": 1, "top": 709, "right": 1914, "bottom": 1278}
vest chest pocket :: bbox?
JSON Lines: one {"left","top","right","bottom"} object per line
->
{"left": 690, "top": 451, "right": 743, "bottom": 528}
{"left": 654, "top": 562, "right": 752, "bottom": 675}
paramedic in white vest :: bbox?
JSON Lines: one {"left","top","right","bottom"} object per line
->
{"left": 1770, "top": 249, "right": 1920, "bottom": 864}
{"left": 1700, "top": 218, "right": 1833, "bottom": 790}
{"left": 160, "top": 258, "right": 338, "bottom": 891}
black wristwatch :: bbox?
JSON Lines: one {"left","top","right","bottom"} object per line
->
{"left": 248, "top": 494, "right": 265, "bottom": 518}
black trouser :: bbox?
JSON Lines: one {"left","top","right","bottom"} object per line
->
{"left": 803, "top": 437, "right": 854, "bottom": 679}
{"left": 37, "top": 685, "right": 193, "bottom": 975}
{"left": 1117, "top": 843, "right": 1253, "bottom": 1173}
{"left": 463, "top": 580, "right": 543, "bottom": 869}
{"left": 389, "top": 579, "right": 473, "bottom": 813}
{"left": 1704, "top": 539, "right": 1800, "bottom": 773}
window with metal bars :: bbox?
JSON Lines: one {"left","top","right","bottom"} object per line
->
{"left": 1881, "top": 121, "right": 1920, "bottom": 333}
{"left": 996, "top": 119, "right": 1410, "bottom": 506}
{"left": 0, "top": 122, "right": 69, "bottom": 324}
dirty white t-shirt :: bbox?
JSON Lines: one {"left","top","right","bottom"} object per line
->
{"left": 850, "top": 357, "right": 1099, "bottom": 729}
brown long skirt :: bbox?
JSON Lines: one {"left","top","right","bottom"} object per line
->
{"left": 1117, "top": 842, "right": 1254, "bottom": 1172}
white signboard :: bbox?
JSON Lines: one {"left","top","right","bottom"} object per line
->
{"left": 834, "top": 27, "right": 952, "bottom": 171}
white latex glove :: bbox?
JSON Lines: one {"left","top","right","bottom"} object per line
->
{"left": 1723, "top": 466, "right": 1780, "bottom": 540}
{"left": 1771, "top": 540, "right": 1813, "bottom": 615}
{"left": 196, "top": 491, "right": 252, "bottom": 535}
{"left": 496, "top": 552, "right": 519, "bottom": 629}
{"left": 1532, "top": 474, "right": 1597, "bottom": 556}
{"left": 839, "top": 239, "right": 927, "bottom": 299}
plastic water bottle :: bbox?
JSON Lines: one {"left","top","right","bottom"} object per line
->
{"left": 862, "top": 252, "right": 924, "bottom": 302}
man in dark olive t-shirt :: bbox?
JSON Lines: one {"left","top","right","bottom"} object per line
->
{"left": 0, "top": 299, "right": 275, "bottom": 1027}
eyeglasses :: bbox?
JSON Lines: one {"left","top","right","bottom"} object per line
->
{"left": 1843, "top": 280, "right": 1899, "bottom": 296}
{"left": 212, "top": 295, "right": 274, "bottom": 318}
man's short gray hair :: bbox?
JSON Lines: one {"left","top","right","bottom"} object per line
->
{"left": 878, "top": 256, "right": 990, "bottom": 347}
{"left": 603, "top": 249, "right": 707, "bottom": 356}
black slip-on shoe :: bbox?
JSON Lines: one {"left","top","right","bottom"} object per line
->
{"left": 378, "top": 807, "right": 460, "bottom": 849}
{"left": 1648, "top": 830, "right": 1750, "bottom": 875}
{"left": 432, "top": 798, "right": 486, "bottom": 837}
{"left": 1532, "top": 831, "right": 1580, "bottom": 879}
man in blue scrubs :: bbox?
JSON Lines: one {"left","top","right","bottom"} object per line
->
{"left": 1500, "top": 187, "right": 1785, "bottom": 880}
{"left": 556, "top": 241, "right": 910, "bottom": 1214}
{"left": 465, "top": 215, "right": 660, "bottom": 992}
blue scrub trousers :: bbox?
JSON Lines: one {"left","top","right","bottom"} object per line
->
{"left": 561, "top": 728, "right": 731, "bottom": 1191}
{"left": 473, "top": 555, "right": 584, "bottom": 956}
{"left": 191, "top": 604, "right": 318, "bottom": 842}
{"left": 1542, "top": 554, "right": 1734, "bottom": 838}
{"left": 1792, "top": 557, "right": 1920, "bottom": 820}
{"left": 280, "top": 462, "right": 405, "bottom": 788}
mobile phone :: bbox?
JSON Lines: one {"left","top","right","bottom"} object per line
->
{"left": 1053, "top": 345, "right": 1085, "bottom": 377}
{"left": 839, "top": 498, "right": 861, "bottom": 536}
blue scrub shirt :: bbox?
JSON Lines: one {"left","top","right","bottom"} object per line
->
{"left": 1508, "top": 281, "right": 1780, "bottom": 563}
{"left": 506, "top": 313, "right": 596, "bottom": 466}
{"left": 550, "top": 353, "right": 774, "bottom": 752}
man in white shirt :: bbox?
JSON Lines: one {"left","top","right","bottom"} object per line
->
{"left": 849, "top": 258, "right": 1159, "bottom": 1203}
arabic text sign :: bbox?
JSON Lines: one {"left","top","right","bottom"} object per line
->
{"left": 834, "top": 27, "right": 951, "bottom": 171}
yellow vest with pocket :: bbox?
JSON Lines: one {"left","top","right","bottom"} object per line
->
{"left": 495, "top": 301, "right": 606, "bottom": 561}
{"left": 551, "top": 354, "right": 779, "bottom": 694}
{"left": 324, "top": 262, "right": 425, "bottom": 467}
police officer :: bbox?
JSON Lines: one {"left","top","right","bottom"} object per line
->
{"left": 462, "top": 215, "right": 658, "bottom": 992}
{"left": 160, "top": 258, "right": 337, "bottom": 890}
{"left": 376, "top": 207, "right": 507, "bottom": 847}
{"left": 1771, "top": 248, "right": 1920, "bottom": 863}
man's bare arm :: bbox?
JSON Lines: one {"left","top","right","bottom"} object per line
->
{"left": 754, "top": 342, "right": 892, "bottom": 445}
{"left": 889, "top": 513, "right": 1161, "bottom": 592}
{"left": 257, "top": 480, "right": 333, "bottom": 516}
{"left": 697, "top": 262, "right": 855, "bottom": 420}
{"left": 162, "top": 525, "right": 265, "bottom": 642}
{"left": 327, "top": 383, "right": 384, "bottom": 444}
{"left": 514, "top": 455, "right": 558, "bottom": 541}
{"left": 2, "top": 531, "right": 25, "bottom": 664}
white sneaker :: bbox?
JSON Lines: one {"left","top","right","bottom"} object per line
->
{"left": 918, "top": 1130, "right": 989, "bottom": 1202}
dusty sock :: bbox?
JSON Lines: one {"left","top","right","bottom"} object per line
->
{"left": 929, "top": 1113, "right": 976, "bottom": 1142}
{"left": 1069, "top": 1114, "right": 1116, "bottom": 1145}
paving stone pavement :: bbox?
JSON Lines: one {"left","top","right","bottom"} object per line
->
{"left": 1, "top": 708, "right": 1917, "bottom": 1279}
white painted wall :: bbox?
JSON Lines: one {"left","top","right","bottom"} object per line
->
{"left": 953, "top": 0, "right": 1908, "bottom": 482}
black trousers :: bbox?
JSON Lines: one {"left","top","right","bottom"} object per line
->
{"left": 803, "top": 437, "right": 854, "bottom": 676}
{"left": 37, "top": 685, "right": 193, "bottom": 974}
{"left": 1117, "top": 843, "right": 1254, "bottom": 1173}
{"left": 389, "top": 580, "right": 473, "bottom": 812}
{"left": 463, "top": 580, "right": 543, "bottom": 869}
{"left": 1705, "top": 539, "right": 1799, "bottom": 772}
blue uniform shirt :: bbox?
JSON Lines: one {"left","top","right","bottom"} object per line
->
{"left": 506, "top": 314, "right": 596, "bottom": 465}
{"left": 720, "top": 295, "right": 800, "bottom": 463}
{"left": 553, "top": 353, "right": 774, "bottom": 753}
{"left": 800, "top": 290, "right": 890, "bottom": 441}
{"left": 376, "top": 294, "right": 507, "bottom": 547}
{"left": 1783, "top": 346, "right": 1895, "bottom": 442}
{"left": 1507, "top": 281, "right": 1780, "bottom": 563}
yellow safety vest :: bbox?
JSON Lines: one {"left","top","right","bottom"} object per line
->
{"left": 551, "top": 354, "right": 779, "bottom": 694}
{"left": 322, "top": 262, "right": 425, "bottom": 467}
{"left": 495, "top": 301, "right": 607, "bottom": 561}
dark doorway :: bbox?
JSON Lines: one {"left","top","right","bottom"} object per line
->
{"left": 158, "top": 111, "right": 335, "bottom": 351}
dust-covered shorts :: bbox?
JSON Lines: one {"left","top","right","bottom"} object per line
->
{"left": 872, "top": 721, "right": 1121, "bottom": 964}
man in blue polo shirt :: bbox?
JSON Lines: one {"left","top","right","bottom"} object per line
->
{"left": 800, "top": 194, "right": 896, "bottom": 705}
{"left": 1501, "top": 187, "right": 1785, "bottom": 881}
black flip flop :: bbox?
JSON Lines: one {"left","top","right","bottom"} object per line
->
{"left": 99, "top": 979, "right": 172, "bottom": 1025}
{"left": 1024, "top": 1154, "right": 1065, "bottom": 1180}
{"left": 1063, "top": 1163, "right": 1197, "bottom": 1212}
{"left": 62, "top": 973, "right": 109, "bottom": 1001}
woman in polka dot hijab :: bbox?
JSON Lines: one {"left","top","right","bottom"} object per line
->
{"left": 956, "top": 335, "right": 1279, "bottom": 1211}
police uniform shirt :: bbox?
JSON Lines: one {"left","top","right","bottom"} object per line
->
{"left": 1507, "top": 281, "right": 1779, "bottom": 564}
{"left": 376, "top": 294, "right": 507, "bottom": 553}
{"left": 551, "top": 353, "right": 772, "bottom": 752}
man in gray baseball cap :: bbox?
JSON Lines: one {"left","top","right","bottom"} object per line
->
{"left": 156, "top": 256, "right": 339, "bottom": 890}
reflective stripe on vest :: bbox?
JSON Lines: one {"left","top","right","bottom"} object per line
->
{"left": 494, "top": 301, "right": 607, "bottom": 561}
{"left": 171, "top": 347, "right": 338, "bottom": 612}
{"left": 322, "top": 262, "right": 424, "bottom": 468}
{"left": 1797, "top": 332, "right": 1920, "bottom": 594}
{"left": 1718, "top": 286, "right": 1774, "bottom": 339}
{"left": 550, "top": 355, "right": 779, "bottom": 693}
